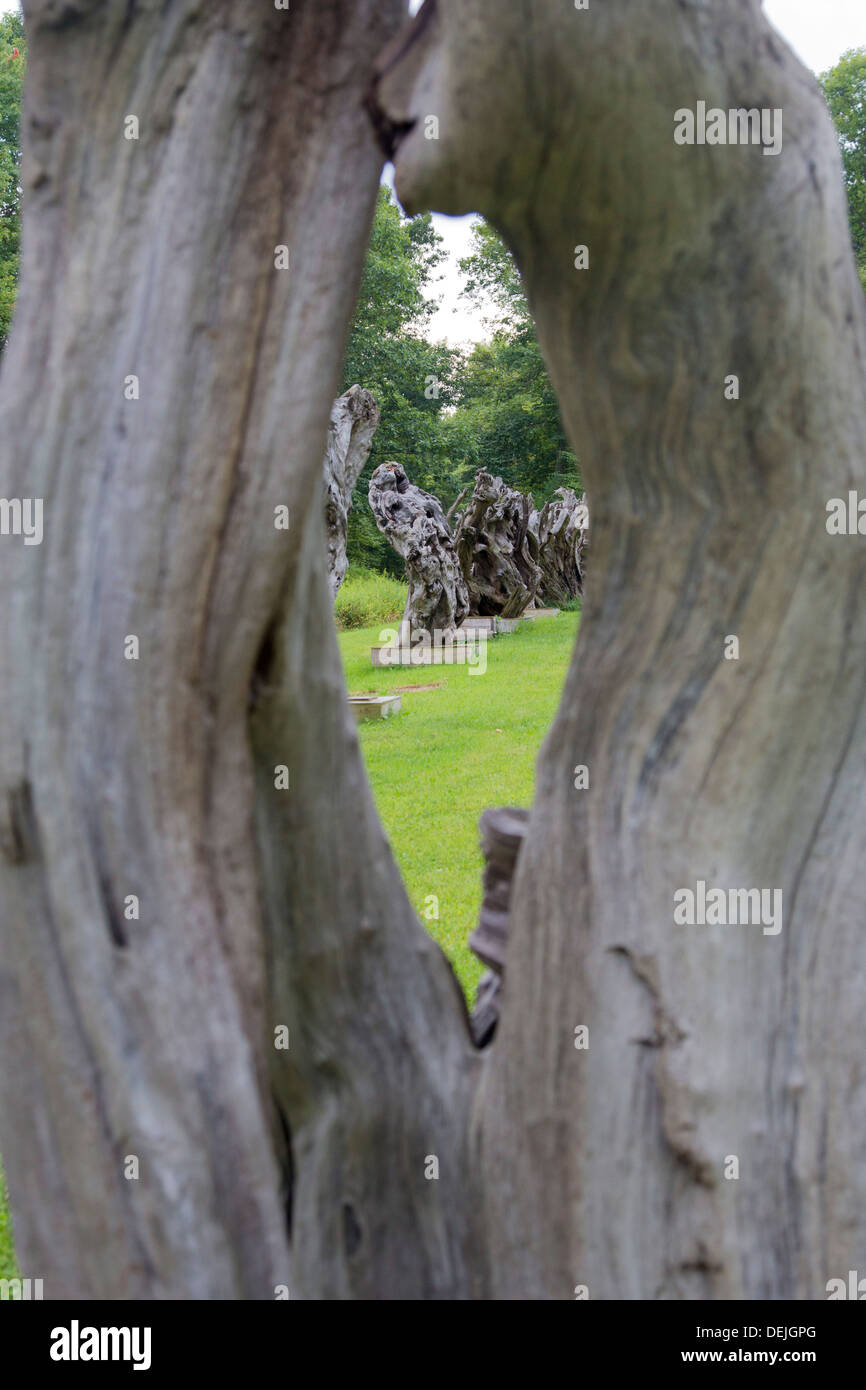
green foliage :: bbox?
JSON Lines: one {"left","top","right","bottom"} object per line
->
{"left": 342, "top": 204, "right": 578, "bottom": 580}
{"left": 0, "top": 11, "right": 25, "bottom": 355}
{"left": 338, "top": 612, "right": 579, "bottom": 994}
{"left": 819, "top": 47, "right": 866, "bottom": 287}
{"left": 343, "top": 187, "right": 467, "bottom": 574}
{"left": 452, "top": 221, "right": 579, "bottom": 501}
{"left": 334, "top": 567, "right": 407, "bottom": 631}
{"left": 453, "top": 330, "right": 579, "bottom": 501}
{"left": 0, "top": 1158, "right": 18, "bottom": 1281}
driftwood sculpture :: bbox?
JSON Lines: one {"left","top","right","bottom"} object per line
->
{"left": 454, "top": 470, "right": 542, "bottom": 618}
{"left": 529, "top": 487, "right": 589, "bottom": 606}
{"left": 324, "top": 385, "right": 380, "bottom": 600}
{"left": 469, "top": 806, "right": 529, "bottom": 1047}
{"left": 368, "top": 461, "right": 469, "bottom": 633}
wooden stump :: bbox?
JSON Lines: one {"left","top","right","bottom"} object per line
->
{"left": 529, "top": 488, "right": 589, "bottom": 606}
{"left": 368, "top": 461, "right": 470, "bottom": 634}
{"left": 324, "top": 385, "right": 380, "bottom": 600}
{"left": 454, "top": 471, "right": 542, "bottom": 618}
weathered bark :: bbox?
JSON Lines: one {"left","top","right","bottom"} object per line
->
{"left": 529, "top": 488, "right": 589, "bottom": 607}
{"left": 2, "top": 0, "right": 865, "bottom": 1306}
{"left": 468, "top": 807, "right": 528, "bottom": 1047}
{"left": 368, "top": 461, "right": 469, "bottom": 633}
{"left": 375, "top": 0, "right": 866, "bottom": 1298}
{"left": 0, "top": 0, "right": 479, "bottom": 1301}
{"left": 324, "top": 385, "right": 379, "bottom": 601}
{"left": 454, "top": 470, "right": 541, "bottom": 618}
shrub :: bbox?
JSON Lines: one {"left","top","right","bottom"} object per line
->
{"left": 335, "top": 567, "right": 407, "bottom": 630}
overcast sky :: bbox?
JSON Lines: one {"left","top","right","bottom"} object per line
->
{"left": 2, "top": 0, "right": 863, "bottom": 343}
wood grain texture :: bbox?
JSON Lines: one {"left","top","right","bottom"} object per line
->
{"left": 0, "top": 0, "right": 482, "bottom": 1301}
{"left": 454, "top": 471, "right": 541, "bottom": 618}
{"left": 530, "top": 488, "right": 588, "bottom": 607}
{"left": 2, "top": 0, "right": 865, "bottom": 1303}
{"left": 324, "top": 386, "right": 380, "bottom": 600}
{"left": 379, "top": 0, "right": 866, "bottom": 1298}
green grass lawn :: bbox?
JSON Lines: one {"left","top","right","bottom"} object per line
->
{"left": 0, "top": 610, "right": 579, "bottom": 1280}
{"left": 0, "top": 1159, "right": 16, "bottom": 1281}
{"left": 340, "top": 611, "right": 579, "bottom": 996}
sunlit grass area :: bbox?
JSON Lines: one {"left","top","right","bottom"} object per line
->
{"left": 339, "top": 611, "right": 578, "bottom": 996}
{"left": 0, "top": 1159, "right": 17, "bottom": 1281}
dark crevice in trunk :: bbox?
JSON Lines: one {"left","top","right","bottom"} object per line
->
{"left": 273, "top": 1099, "right": 295, "bottom": 1244}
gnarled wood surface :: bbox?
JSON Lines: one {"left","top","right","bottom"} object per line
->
{"left": 454, "top": 470, "right": 541, "bottom": 618}
{"left": 1, "top": 0, "right": 865, "bottom": 1304}
{"left": 375, "top": 0, "right": 866, "bottom": 1299}
{"left": 324, "top": 385, "right": 380, "bottom": 600}
{"left": 368, "top": 460, "right": 469, "bottom": 633}
{"left": 530, "top": 487, "right": 589, "bottom": 607}
{"left": 0, "top": 0, "right": 478, "bottom": 1301}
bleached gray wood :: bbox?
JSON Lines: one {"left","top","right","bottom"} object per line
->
{"left": 368, "top": 461, "right": 470, "bottom": 634}
{"left": 324, "top": 385, "right": 380, "bottom": 600}
{"left": 0, "top": 0, "right": 479, "bottom": 1301}
{"left": 529, "top": 489, "right": 589, "bottom": 607}
{"left": 375, "top": 0, "right": 866, "bottom": 1299}
{"left": 3, "top": 0, "right": 865, "bottom": 1305}
{"left": 454, "top": 471, "right": 541, "bottom": 618}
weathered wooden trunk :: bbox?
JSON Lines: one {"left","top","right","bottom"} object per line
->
{"left": 454, "top": 470, "right": 541, "bottom": 618}
{"left": 1, "top": 0, "right": 865, "bottom": 1303}
{"left": 529, "top": 488, "right": 589, "bottom": 606}
{"left": 0, "top": 0, "right": 477, "bottom": 1301}
{"left": 324, "top": 385, "right": 380, "bottom": 600}
{"left": 368, "top": 460, "right": 469, "bottom": 633}
{"left": 374, "top": 0, "right": 866, "bottom": 1299}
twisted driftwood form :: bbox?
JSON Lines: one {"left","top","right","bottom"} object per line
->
{"left": 454, "top": 470, "right": 542, "bottom": 618}
{"left": 445, "top": 486, "right": 468, "bottom": 526}
{"left": 469, "top": 807, "right": 529, "bottom": 1046}
{"left": 324, "top": 385, "right": 380, "bottom": 600}
{"left": 529, "top": 487, "right": 589, "bottom": 606}
{"left": 6, "top": 0, "right": 865, "bottom": 1306}
{"left": 368, "top": 461, "right": 469, "bottom": 633}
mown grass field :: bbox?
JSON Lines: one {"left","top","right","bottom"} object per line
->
{"left": 0, "top": 608, "right": 579, "bottom": 1282}
{"left": 340, "top": 611, "right": 579, "bottom": 994}
{"left": 0, "top": 1160, "right": 15, "bottom": 1281}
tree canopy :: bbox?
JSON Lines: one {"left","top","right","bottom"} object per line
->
{"left": 0, "top": 12, "right": 25, "bottom": 353}
{"left": 819, "top": 47, "right": 866, "bottom": 289}
{"left": 453, "top": 220, "right": 578, "bottom": 500}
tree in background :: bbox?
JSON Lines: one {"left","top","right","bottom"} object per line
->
{"left": 820, "top": 47, "right": 866, "bottom": 290}
{"left": 343, "top": 185, "right": 468, "bottom": 573}
{"left": 0, "top": 12, "right": 25, "bottom": 354}
{"left": 452, "top": 220, "right": 579, "bottom": 502}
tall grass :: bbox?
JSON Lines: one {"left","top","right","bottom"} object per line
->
{"left": 0, "top": 1159, "right": 17, "bottom": 1280}
{"left": 335, "top": 567, "right": 407, "bottom": 630}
